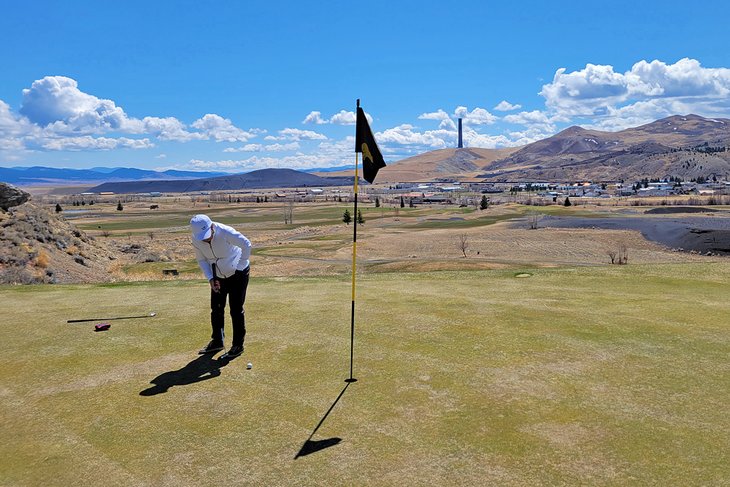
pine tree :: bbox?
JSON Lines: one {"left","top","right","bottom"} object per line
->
{"left": 117, "top": 201, "right": 124, "bottom": 211}
{"left": 479, "top": 195, "right": 489, "bottom": 210}
{"left": 375, "top": 197, "right": 380, "bottom": 208}
{"left": 400, "top": 196, "right": 405, "bottom": 208}
{"left": 357, "top": 210, "right": 365, "bottom": 225}
{"left": 342, "top": 209, "right": 352, "bottom": 225}
{"left": 564, "top": 196, "right": 572, "bottom": 207}
{"left": 55, "top": 203, "right": 63, "bottom": 213}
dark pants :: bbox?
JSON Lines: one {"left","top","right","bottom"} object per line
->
{"left": 210, "top": 267, "right": 249, "bottom": 347}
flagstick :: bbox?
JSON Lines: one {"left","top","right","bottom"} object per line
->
{"left": 347, "top": 103, "right": 360, "bottom": 384}
{"left": 347, "top": 157, "right": 359, "bottom": 383}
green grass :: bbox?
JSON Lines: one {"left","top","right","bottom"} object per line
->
{"left": 75, "top": 204, "right": 479, "bottom": 234}
{"left": 1, "top": 263, "right": 729, "bottom": 485}
{"left": 404, "top": 212, "right": 516, "bottom": 229}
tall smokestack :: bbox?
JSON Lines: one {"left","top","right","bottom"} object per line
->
{"left": 457, "top": 118, "right": 463, "bottom": 148}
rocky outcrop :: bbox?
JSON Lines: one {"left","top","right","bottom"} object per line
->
{"left": 0, "top": 201, "right": 116, "bottom": 284}
{"left": 0, "top": 182, "right": 31, "bottom": 210}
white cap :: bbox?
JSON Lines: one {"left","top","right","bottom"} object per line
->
{"left": 190, "top": 214, "right": 213, "bottom": 240}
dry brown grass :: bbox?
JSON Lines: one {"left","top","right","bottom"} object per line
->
{"left": 34, "top": 249, "right": 50, "bottom": 268}
{"left": 96, "top": 201, "right": 722, "bottom": 282}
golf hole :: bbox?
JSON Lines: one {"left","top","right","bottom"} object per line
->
{"left": 515, "top": 273, "right": 532, "bottom": 278}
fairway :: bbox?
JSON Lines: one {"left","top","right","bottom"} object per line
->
{"left": 1, "top": 264, "right": 729, "bottom": 485}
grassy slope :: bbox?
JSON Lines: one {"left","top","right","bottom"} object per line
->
{"left": 1, "top": 264, "right": 729, "bottom": 485}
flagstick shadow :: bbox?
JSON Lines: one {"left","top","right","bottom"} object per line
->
{"left": 294, "top": 381, "right": 352, "bottom": 459}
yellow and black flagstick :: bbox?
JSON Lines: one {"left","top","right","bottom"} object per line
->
{"left": 346, "top": 100, "right": 361, "bottom": 384}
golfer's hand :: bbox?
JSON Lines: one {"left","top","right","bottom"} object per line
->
{"left": 209, "top": 279, "right": 221, "bottom": 293}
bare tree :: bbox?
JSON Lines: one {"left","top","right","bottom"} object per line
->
{"left": 528, "top": 210, "right": 542, "bottom": 230}
{"left": 283, "top": 201, "right": 294, "bottom": 224}
{"left": 618, "top": 243, "right": 629, "bottom": 264}
{"left": 458, "top": 234, "right": 469, "bottom": 258}
{"left": 607, "top": 249, "right": 617, "bottom": 264}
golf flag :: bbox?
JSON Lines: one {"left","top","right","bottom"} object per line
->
{"left": 355, "top": 106, "right": 386, "bottom": 183}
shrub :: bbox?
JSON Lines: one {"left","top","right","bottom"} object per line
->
{"left": 35, "top": 250, "right": 50, "bottom": 268}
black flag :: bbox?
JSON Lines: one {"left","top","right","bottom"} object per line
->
{"left": 355, "top": 106, "right": 386, "bottom": 183}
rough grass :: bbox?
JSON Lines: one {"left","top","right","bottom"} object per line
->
{"left": 73, "top": 202, "right": 476, "bottom": 235}
{"left": 1, "top": 263, "right": 729, "bottom": 486}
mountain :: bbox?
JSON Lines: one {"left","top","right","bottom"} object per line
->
{"left": 87, "top": 168, "right": 356, "bottom": 193}
{"left": 5, "top": 115, "right": 730, "bottom": 188}
{"left": 0, "top": 166, "right": 227, "bottom": 185}
{"left": 479, "top": 114, "right": 730, "bottom": 181}
{"left": 320, "top": 114, "right": 729, "bottom": 183}
{"left": 316, "top": 147, "right": 521, "bottom": 182}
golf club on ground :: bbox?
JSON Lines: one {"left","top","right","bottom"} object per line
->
{"left": 67, "top": 312, "right": 157, "bottom": 323}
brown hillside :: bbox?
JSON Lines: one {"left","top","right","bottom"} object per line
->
{"left": 320, "top": 147, "right": 520, "bottom": 182}
{"left": 320, "top": 115, "right": 730, "bottom": 184}
{"left": 481, "top": 114, "right": 730, "bottom": 182}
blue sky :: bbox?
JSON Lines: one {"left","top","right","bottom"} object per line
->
{"left": 1, "top": 0, "right": 729, "bottom": 172}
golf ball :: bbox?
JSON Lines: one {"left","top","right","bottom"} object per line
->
{"left": 247, "top": 362, "right": 253, "bottom": 369}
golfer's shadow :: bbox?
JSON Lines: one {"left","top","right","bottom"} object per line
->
{"left": 140, "top": 354, "right": 228, "bottom": 396}
{"left": 295, "top": 381, "right": 352, "bottom": 459}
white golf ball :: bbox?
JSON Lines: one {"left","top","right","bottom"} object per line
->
{"left": 247, "top": 362, "right": 253, "bottom": 369}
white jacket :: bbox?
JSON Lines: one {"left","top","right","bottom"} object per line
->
{"left": 192, "top": 222, "right": 251, "bottom": 280}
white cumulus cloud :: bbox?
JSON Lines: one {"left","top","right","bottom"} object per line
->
{"left": 223, "top": 142, "right": 300, "bottom": 153}
{"left": 0, "top": 100, "right": 39, "bottom": 150}
{"left": 302, "top": 111, "right": 326, "bottom": 124}
{"left": 503, "top": 110, "right": 553, "bottom": 126}
{"left": 494, "top": 100, "right": 522, "bottom": 112}
{"left": 376, "top": 124, "right": 452, "bottom": 150}
{"left": 191, "top": 114, "right": 260, "bottom": 142}
{"left": 462, "top": 126, "right": 515, "bottom": 148}
{"left": 302, "top": 109, "right": 371, "bottom": 125}
{"left": 41, "top": 136, "right": 154, "bottom": 151}
{"left": 19, "top": 76, "right": 135, "bottom": 134}
{"left": 329, "top": 110, "right": 357, "bottom": 125}
{"left": 455, "top": 106, "right": 498, "bottom": 125}
{"left": 190, "top": 151, "right": 348, "bottom": 172}
{"left": 540, "top": 58, "right": 730, "bottom": 119}
{"left": 2, "top": 76, "right": 266, "bottom": 153}
{"left": 272, "top": 128, "right": 327, "bottom": 141}
{"left": 141, "top": 116, "right": 202, "bottom": 142}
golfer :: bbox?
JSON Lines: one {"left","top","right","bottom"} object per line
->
{"left": 190, "top": 214, "right": 252, "bottom": 358}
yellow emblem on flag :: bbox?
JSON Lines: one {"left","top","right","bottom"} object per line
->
{"left": 361, "top": 143, "right": 372, "bottom": 164}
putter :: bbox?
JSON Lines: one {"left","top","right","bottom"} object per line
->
{"left": 67, "top": 312, "right": 156, "bottom": 324}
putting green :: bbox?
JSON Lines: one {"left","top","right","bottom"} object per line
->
{"left": 1, "top": 263, "right": 728, "bottom": 485}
